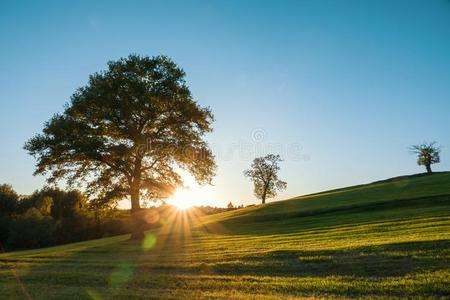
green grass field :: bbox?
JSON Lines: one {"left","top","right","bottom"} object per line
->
{"left": 1, "top": 173, "right": 450, "bottom": 299}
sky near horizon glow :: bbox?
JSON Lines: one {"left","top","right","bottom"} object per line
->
{"left": 1, "top": 0, "right": 450, "bottom": 207}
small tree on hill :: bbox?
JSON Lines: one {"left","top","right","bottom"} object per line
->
{"left": 244, "top": 154, "right": 287, "bottom": 204}
{"left": 410, "top": 142, "right": 441, "bottom": 174}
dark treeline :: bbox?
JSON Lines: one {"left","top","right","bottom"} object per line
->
{"left": 0, "top": 184, "right": 242, "bottom": 251}
{"left": 0, "top": 184, "right": 138, "bottom": 250}
{"left": 197, "top": 202, "right": 244, "bottom": 215}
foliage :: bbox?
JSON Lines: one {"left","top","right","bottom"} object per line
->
{"left": 0, "top": 216, "right": 10, "bottom": 245}
{"left": 410, "top": 142, "right": 441, "bottom": 173}
{"left": 7, "top": 208, "right": 57, "bottom": 249}
{"left": 0, "top": 185, "right": 154, "bottom": 250}
{"left": 0, "top": 184, "right": 18, "bottom": 217}
{"left": 24, "top": 54, "right": 216, "bottom": 239}
{"left": 17, "top": 187, "right": 87, "bottom": 220}
{"left": 244, "top": 154, "right": 287, "bottom": 204}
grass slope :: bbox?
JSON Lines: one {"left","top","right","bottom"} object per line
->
{"left": 1, "top": 173, "right": 450, "bottom": 299}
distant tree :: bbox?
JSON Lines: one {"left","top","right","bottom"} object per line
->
{"left": 25, "top": 55, "right": 216, "bottom": 239}
{"left": 51, "top": 190, "right": 87, "bottom": 220}
{"left": 227, "top": 201, "right": 234, "bottom": 210}
{"left": 19, "top": 188, "right": 87, "bottom": 219}
{"left": 410, "top": 142, "right": 441, "bottom": 174}
{"left": 36, "top": 196, "right": 53, "bottom": 216}
{"left": 0, "top": 184, "right": 18, "bottom": 217}
{"left": 244, "top": 154, "right": 287, "bottom": 204}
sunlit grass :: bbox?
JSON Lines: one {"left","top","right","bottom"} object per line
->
{"left": 1, "top": 173, "right": 449, "bottom": 299}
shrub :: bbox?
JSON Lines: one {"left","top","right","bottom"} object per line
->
{"left": 0, "top": 184, "right": 18, "bottom": 217}
{"left": 7, "top": 208, "right": 57, "bottom": 250}
{"left": 0, "top": 216, "right": 10, "bottom": 247}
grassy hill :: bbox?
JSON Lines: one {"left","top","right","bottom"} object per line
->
{"left": 1, "top": 173, "right": 450, "bottom": 299}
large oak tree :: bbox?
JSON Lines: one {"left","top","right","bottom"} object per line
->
{"left": 25, "top": 55, "right": 216, "bottom": 239}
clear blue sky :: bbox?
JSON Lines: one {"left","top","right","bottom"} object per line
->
{"left": 1, "top": 0, "right": 450, "bottom": 207}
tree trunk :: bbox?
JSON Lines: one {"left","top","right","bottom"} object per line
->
{"left": 426, "top": 164, "right": 432, "bottom": 174}
{"left": 130, "top": 188, "right": 144, "bottom": 240}
{"left": 130, "top": 157, "right": 144, "bottom": 240}
{"left": 94, "top": 210, "right": 101, "bottom": 237}
{"left": 261, "top": 185, "right": 267, "bottom": 205}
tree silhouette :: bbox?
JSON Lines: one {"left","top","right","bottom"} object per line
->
{"left": 227, "top": 202, "right": 234, "bottom": 210}
{"left": 0, "top": 184, "right": 18, "bottom": 217}
{"left": 410, "top": 142, "right": 441, "bottom": 174}
{"left": 25, "top": 55, "right": 216, "bottom": 239}
{"left": 244, "top": 154, "right": 287, "bottom": 204}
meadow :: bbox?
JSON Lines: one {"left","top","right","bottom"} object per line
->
{"left": 1, "top": 172, "right": 450, "bottom": 299}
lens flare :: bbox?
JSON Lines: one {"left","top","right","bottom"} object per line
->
{"left": 142, "top": 232, "right": 157, "bottom": 250}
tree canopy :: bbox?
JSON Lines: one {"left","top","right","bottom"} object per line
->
{"left": 0, "top": 184, "right": 19, "bottom": 217}
{"left": 25, "top": 54, "right": 216, "bottom": 239}
{"left": 244, "top": 154, "right": 287, "bottom": 204}
{"left": 410, "top": 142, "right": 440, "bottom": 174}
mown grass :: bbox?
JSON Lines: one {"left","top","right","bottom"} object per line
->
{"left": 1, "top": 173, "right": 450, "bottom": 299}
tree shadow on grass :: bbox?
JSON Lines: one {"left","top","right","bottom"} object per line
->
{"left": 206, "top": 239, "right": 450, "bottom": 278}
{"left": 211, "top": 195, "right": 450, "bottom": 236}
{"left": 4, "top": 235, "right": 450, "bottom": 299}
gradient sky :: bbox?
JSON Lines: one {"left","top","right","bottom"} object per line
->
{"left": 1, "top": 0, "right": 450, "bottom": 207}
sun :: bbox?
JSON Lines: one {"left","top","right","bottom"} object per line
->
{"left": 167, "top": 172, "right": 217, "bottom": 210}
{"left": 169, "top": 188, "right": 196, "bottom": 210}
